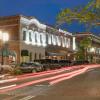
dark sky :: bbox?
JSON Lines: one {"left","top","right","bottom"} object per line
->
{"left": 0, "top": 0, "right": 100, "bottom": 34}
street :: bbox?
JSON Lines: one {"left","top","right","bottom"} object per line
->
{"left": 0, "top": 65, "right": 100, "bottom": 100}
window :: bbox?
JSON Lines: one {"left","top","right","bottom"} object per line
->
{"left": 21, "top": 50, "right": 29, "bottom": 56}
{"left": 40, "top": 34, "right": 42, "bottom": 43}
{"left": 29, "top": 52, "right": 32, "bottom": 61}
{"left": 29, "top": 32, "right": 32, "bottom": 42}
{"left": 23, "top": 31, "right": 26, "bottom": 41}
{"left": 46, "top": 34, "right": 48, "bottom": 44}
{"left": 35, "top": 33, "right": 37, "bottom": 43}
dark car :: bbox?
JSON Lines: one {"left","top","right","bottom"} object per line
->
{"left": 20, "top": 62, "right": 44, "bottom": 73}
{"left": 59, "top": 60, "right": 72, "bottom": 67}
{"left": 72, "top": 60, "right": 89, "bottom": 65}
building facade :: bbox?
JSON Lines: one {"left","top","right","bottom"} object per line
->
{"left": 74, "top": 32, "right": 100, "bottom": 63}
{"left": 0, "top": 15, "right": 99, "bottom": 64}
{"left": 0, "top": 15, "right": 73, "bottom": 64}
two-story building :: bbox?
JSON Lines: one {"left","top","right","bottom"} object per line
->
{"left": 74, "top": 32, "right": 100, "bottom": 63}
{"left": 0, "top": 15, "right": 73, "bottom": 64}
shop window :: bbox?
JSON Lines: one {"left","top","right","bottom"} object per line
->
{"left": 21, "top": 50, "right": 29, "bottom": 56}
{"left": 29, "top": 52, "right": 32, "bottom": 61}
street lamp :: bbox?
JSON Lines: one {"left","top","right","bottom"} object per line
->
{"left": 90, "top": 47, "right": 95, "bottom": 63}
{"left": 0, "top": 31, "right": 9, "bottom": 65}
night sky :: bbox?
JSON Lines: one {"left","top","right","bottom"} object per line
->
{"left": 0, "top": 0, "right": 100, "bottom": 34}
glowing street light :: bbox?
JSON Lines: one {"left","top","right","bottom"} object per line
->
{"left": 2, "top": 32, "right": 9, "bottom": 42}
{"left": 90, "top": 47, "right": 95, "bottom": 53}
{"left": 0, "top": 31, "right": 9, "bottom": 65}
{"left": 0, "top": 31, "right": 9, "bottom": 43}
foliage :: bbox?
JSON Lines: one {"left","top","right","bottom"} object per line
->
{"left": 76, "top": 37, "right": 91, "bottom": 60}
{"left": 11, "top": 65, "right": 22, "bottom": 75}
{"left": 80, "top": 37, "right": 91, "bottom": 48}
{"left": 13, "top": 69, "right": 22, "bottom": 75}
{"left": 56, "top": 0, "right": 100, "bottom": 31}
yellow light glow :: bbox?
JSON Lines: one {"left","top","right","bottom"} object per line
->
{"left": 0, "top": 31, "right": 2, "bottom": 39}
{"left": 2, "top": 32, "right": 9, "bottom": 42}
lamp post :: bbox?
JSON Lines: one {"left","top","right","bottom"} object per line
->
{"left": 0, "top": 31, "right": 9, "bottom": 65}
{"left": 90, "top": 47, "right": 95, "bottom": 63}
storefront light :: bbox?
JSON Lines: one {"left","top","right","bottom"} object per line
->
{"left": 0, "top": 31, "right": 9, "bottom": 42}
{"left": 90, "top": 47, "right": 95, "bottom": 52}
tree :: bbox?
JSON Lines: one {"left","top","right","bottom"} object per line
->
{"left": 56, "top": 0, "right": 100, "bottom": 31}
{"left": 96, "top": 0, "right": 100, "bottom": 8}
{"left": 76, "top": 37, "right": 92, "bottom": 60}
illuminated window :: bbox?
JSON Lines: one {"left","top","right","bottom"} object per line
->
{"left": 48, "top": 34, "right": 52, "bottom": 45}
{"left": 32, "top": 32, "right": 35, "bottom": 45}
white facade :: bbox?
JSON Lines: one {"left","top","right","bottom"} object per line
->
{"left": 19, "top": 16, "right": 72, "bottom": 62}
{"left": 21, "top": 27, "right": 72, "bottom": 49}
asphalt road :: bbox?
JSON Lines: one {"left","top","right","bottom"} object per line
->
{"left": 33, "top": 67, "right": 100, "bottom": 100}
{"left": 0, "top": 66, "right": 100, "bottom": 100}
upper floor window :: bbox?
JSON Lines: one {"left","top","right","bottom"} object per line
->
{"left": 23, "top": 31, "right": 26, "bottom": 41}
{"left": 29, "top": 32, "right": 32, "bottom": 42}
{"left": 35, "top": 33, "right": 37, "bottom": 43}
{"left": 40, "top": 34, "right": 42, "bottom": 43}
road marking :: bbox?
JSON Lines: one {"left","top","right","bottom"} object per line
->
{"left": 19, "top": 95, "right": 35, "bottom": 100}
{"left": 0, "top": 78, "right": 17, "bottom": 84}
{"left": 0, "top": 84, "right": 16, "bottom": 90}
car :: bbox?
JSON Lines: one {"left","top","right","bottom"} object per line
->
{"left": 20, "top": 62, "right": 44, "bottom": 73}
{"left": 72, "top": 60, "right": 89, "bottom": 65}
{"left": 58, "top": 60, "right": 72, "bottom": 67}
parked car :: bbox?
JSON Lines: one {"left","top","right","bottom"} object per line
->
{"left": 34, "top": 59, "right": 72, "bottom": 70}
{"left": 72, "top": 60, "right": 89, "bottom": 65}
{"left": 20, "top": 62, "right": 44, "bottom": 73}
{"left": 58, "top": 60, "right": 72, "bottom": 67}
{"left": 34, "top": 59, "right": 54, "bottom": 70}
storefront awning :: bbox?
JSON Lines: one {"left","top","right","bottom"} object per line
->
{"left": 0, "top": 49, "right": 16, "bottom": 57}
{"left": 46, "top": 52, "right": 67, "bottom": 56}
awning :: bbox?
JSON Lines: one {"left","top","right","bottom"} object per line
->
{"left": 46, "top": 52, "right": 67, "bottom": 56}
{"left": 0, "top": 49, "right": 16, "bottom": 57}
